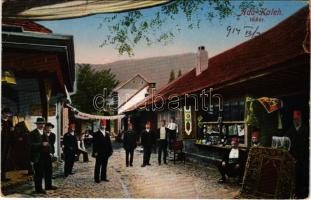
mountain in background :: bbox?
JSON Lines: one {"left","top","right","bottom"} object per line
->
{"left": 88, "top": 53, "right": 196, "bottom": 90}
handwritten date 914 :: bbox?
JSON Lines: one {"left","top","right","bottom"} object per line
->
{"left": 226, "top": 25, "right": 260, "bottom": 38}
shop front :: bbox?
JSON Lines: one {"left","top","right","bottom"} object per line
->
{"left": 128, "top": 7, "right": 309, "bottom": 164}
{"left": 2, "top": 20, "right": 75, "bottom": 170}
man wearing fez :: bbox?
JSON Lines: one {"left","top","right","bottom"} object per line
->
{"left": 157, "top": 120, "right": 169, "bottom": 165}
{"left": 141, "top": 121, "right": 156, "bottom": 167}
{"left": 217, "top": 137, "right": 245, "bottom": 184}
{"left": 63, "top": 122, "right": 78, "bottom": 177}
{"left": 29, "top": 117, "right": 57, "bottom": 194}
{"left": 44, "top": 122, "right": 57, "bottom": 189}
{"left": 93, "top": 119, "right": 113, "bottom": 183}
{"left": 286, "top": 110, "right": 309, "bottom": 198}
{"left": 123, "top": 122, "right": 138, "bottom": 167}
{"left": 1, "top": 108, "right": 14, "bottom": 182}
{"left": 251, "top": 131, "right": 260, "bottom": 147}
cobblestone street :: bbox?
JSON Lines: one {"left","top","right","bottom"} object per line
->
{"left": 3, "top": 144, "right": 240, "bottom": 198}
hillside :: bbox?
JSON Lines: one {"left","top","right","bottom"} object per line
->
{"left": 89, "top": 53, "right": 196, "bottom": 90}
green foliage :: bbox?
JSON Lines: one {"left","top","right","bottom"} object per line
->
{"left": 169, "top": 70, "right": 175, "bottom": 83}
{"left": 178, "top": 69, "right": 182, "bottom": 77}
{"left": 71, "top": 64, "right": 119, "bottom": 114}
{"left": 99, "top": 0, "right": 263, "bottom": 56}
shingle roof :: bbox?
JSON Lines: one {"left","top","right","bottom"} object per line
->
{"left": 130, "top": 6, "right": 309, "bottom": 111}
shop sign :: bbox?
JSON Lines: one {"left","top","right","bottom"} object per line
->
{"left": 184, "top": 106, "right": 192, "bottom": 135}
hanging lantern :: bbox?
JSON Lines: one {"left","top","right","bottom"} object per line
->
{"left": 2, "top": 70, "right": 16, "bottom": 84}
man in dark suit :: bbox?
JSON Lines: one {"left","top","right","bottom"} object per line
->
{"left": 92, "top": 119, "right": 113, "bottom": 183}
{"left": 286, "top": 110, "right": 309, "bottom": 198}
{"left": 29, "top": 117, "right": 57, "bottom": 194}
{"left": 44, "top": 122, "right": 57, "bottom": 189}
{"left": 63, "top": 122, "right": 78, "bottom": 177}
{"left": 1, "top": 108, "right": 13, "bottom": 182}
{"left": 141, "top": 121, "right": 156, "bottom": 167}
{"left": 45, "top": 123, "right": 56, "bottom": 156}
{"left": 123, "top": 122, "right": 138, "bottom": 167}
{"left": 217, "top": 137, "right": 246, "bottom": 184}
{"left": 157, "top": 120, "right": 169, "bottom": 165}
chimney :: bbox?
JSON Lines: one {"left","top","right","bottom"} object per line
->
{"left": 196, "top": 46, "right": 208, "bottom": 76}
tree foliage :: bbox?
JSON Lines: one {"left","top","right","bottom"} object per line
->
{"left": 71, "top": 64, "right": 119, "bottom": 114}
{"left": 178, "top": 69, "right": 182, "bottom": 77}
{"left": 169, "top": 70, "right": 176, "bottom": 83}
{"left": 99, "top": 0, "right": 263, "bottom": 56}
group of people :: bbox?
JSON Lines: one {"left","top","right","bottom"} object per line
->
{"left": 28, "top": 117, "right": 57, "bottom": 194}
{"left": 25, "top": 117, "right": 180, "bottom": 191}
{"left": 27, "top": 118, "right": 113, "bottom": 192}
{"left": 122, "top": 118, "right": 179, "bottom": 168}
{"left": 3, "top": 108, "right": 307, "bottom": 198}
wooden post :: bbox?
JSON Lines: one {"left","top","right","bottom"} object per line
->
{"left": 38, "top": 79, "right": 48, "bottom": 121}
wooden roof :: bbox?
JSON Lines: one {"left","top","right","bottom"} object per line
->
{"left": 2, "top": 21, "right": 76, "bottom": 92}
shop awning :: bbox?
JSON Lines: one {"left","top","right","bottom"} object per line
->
{"left": 2, "top": 0, "right": 170, "bottom": 20}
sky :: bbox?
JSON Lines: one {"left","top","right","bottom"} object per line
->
{"left": 38, "top": 1, "right": 308, "bottom": 64}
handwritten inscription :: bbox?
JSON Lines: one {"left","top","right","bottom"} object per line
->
{"left": 226, "top": 25, "right": 260, "bottom": 38}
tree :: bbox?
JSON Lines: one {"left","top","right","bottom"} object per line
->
{"left": 71, "top": 64, "right": 119, "bottom": 114}
{"left": 99, "top": 0, "right": 263, "bottom": 56}
{"left": 178, "top": 69, "right": 182, "bottom": 77}
{"left": 169, "top": 70, "right": 175, "bottom": 83}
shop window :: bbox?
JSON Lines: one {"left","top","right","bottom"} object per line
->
{"left": 196, "top": 98, "right": 248, "bottom": 148}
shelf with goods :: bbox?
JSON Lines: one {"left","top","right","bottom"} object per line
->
{"left": 196, "top": 121, "right": 249, "bottom": 148}
{"left": 195, "top": 98, "right": 249, "bottom": 147}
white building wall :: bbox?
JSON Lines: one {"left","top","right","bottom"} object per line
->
{"left": 118, "top": 87, "right": 148, "bottom": 114}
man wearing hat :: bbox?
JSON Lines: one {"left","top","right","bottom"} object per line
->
{"left": 29, "top": 117, "right": 56, "bottom": 194}
{"left": 141, "top": 121, "right": 156, "bottom": 167}
{"left": 286, "top": 110, "right": 309, "bottom": 198}
{"left": 123, "top": 122, "right": 138, "bottom": 167}
{"left": 1, "top": 108, "right": 14, "bottom": 181}
{"left": 44, "top": 122, "right": 57, "bottom": 189}
{"left": 92, "top": 119, "right": 113, "bottom": 183}
{"left": 251, "top": 130, "right": 260, "bottom": 147}
{"left": 63, "top": 122, "right": 78, "bottom": 177}
{"left": 217, "top": 137, "right": 245, "bottom": 184}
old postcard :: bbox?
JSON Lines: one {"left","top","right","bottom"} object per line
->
{"left": 1, "top": 0, "right": 310, "bottom": 199}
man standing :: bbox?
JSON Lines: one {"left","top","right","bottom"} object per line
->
{"left": 1, "top": 108, "right": 13, "bottom": 182}
{"left": 44, "top": 122, "right": 57, "bottom": 190}
{"left": 76, "top": 133, "right": 89, "bottom": 162}
{"left": 286, "top": 110, "right": 309, "bottom": 198}
{"left": 63, "top": 122, "right": 78, "bottom": 177}
{"left": 167, "top": 117, "right": 178, "bottom": 150}
{"left": 217, "top": 137, "right": 245, "bottom": 184}
{"left": 93, "top": 119, "right": 113, "bottom": 183}
{"left": 157, "top": 120, "right": 169, "bottom": 165}
{"left": 141, "top": 121, "right": 156, "bottom": 167}
{"left": 29, "top": 117, "right": 57, "bottom": 194}
{"left": 123, "top": 122, "right": 138, "bottom": 167}
{"left": 45, "top": 123, "right": 56, "bottom": 156}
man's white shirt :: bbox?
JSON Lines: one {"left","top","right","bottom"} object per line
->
{"left": 229, "top": 148, "right": 239, "bottom": 159}
{"left": 167, "top": 122, "right": 178, "bottom": 133}
{"left": 37, "top": 129, "right": 44, "bottom": 135}
{"left": 100, "top": 129, "right": 106, "bottom": 137}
